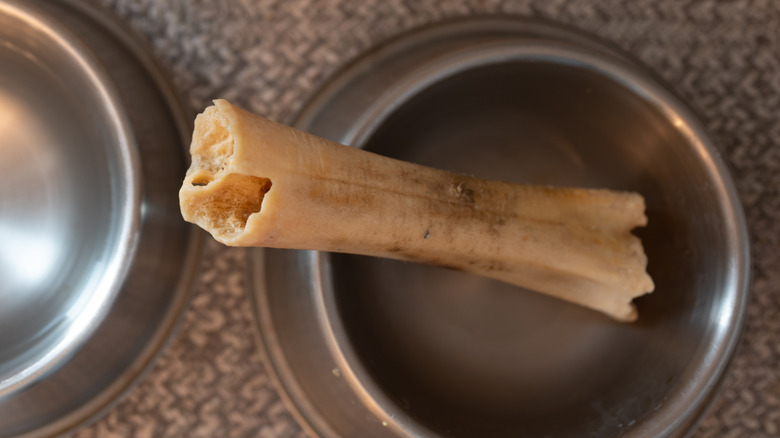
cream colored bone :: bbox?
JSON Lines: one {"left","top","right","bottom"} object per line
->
{"left": 180, "top": 99, "right": 654, "bottom": 322}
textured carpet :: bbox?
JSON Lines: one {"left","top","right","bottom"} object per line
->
{"left": 75, "top": 0, "right": 779, "bottom": 436}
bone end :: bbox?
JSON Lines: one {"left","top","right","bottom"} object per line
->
{"left": 179, "top": 102, "right": 271, "bottom": 243}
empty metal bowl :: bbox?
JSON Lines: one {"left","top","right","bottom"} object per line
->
{"left": 250, "top": 18, "right": 749, "bottom": 437}
{"left": 0, "top": 0, "right": 201, "bottom": 435}
{"left": 0, "top": 0, "right": 139, "bottom": 397}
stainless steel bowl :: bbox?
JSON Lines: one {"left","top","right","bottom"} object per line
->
{"left": 0, "top": 0, "right": 201, "bottom": 435}
{"left": 250, "top": 18, "right": 750, "bottom": 437}
{"left": 0, "top": 0, "right": 139, "bottom": 398}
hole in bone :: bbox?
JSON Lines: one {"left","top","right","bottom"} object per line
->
{"left": 193, "top": 173, "right": 272, "bottom": 236}
{"left": 190, "top": 170, "right": 214, "bottom": 187}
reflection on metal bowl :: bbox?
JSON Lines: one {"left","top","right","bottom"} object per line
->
{"left": 0, "top": 0, "right": 201, "bottom": 436}
{"left": 250, "top": 18, "right": 749, "bottom": 438}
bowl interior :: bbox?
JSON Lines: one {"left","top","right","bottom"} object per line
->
{"left": 329, "top": 60, "right": 742, "bottom": 436}
{"left": 0, "top": 2, "right": 136, "bottom": 395}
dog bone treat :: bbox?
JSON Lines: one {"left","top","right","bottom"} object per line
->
{"left": 180, "top": 100, "right": 654, "bottom": 321}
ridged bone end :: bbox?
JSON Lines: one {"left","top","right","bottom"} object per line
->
{"left": 179, "top": 103, "right": 271, "bottom": 243}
